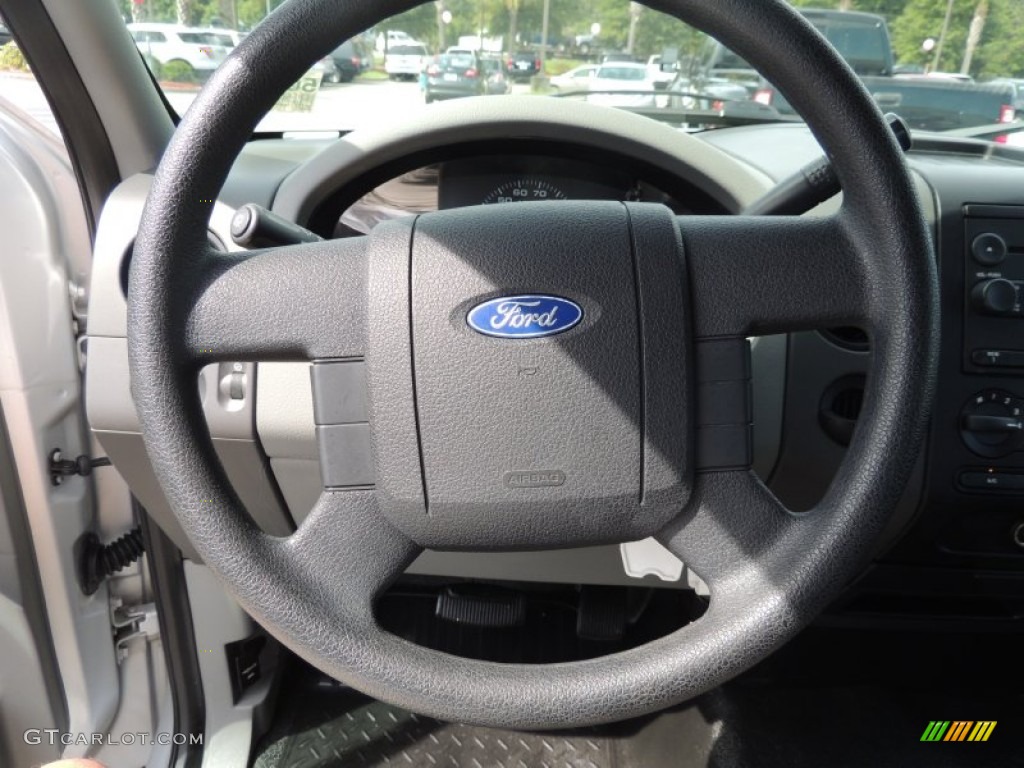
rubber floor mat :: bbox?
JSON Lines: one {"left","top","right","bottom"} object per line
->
{"left": 253, "top": 685, "right": 619, "bottom": 768}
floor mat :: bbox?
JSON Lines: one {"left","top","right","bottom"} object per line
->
{"left": 251, "top": 665, "right": 673, "bottom": 768}
{"left": 252, "top": 666, "right": 1024, "bottom": 768}
{"left": 252, "top": 615, "right": 1024, "bottom": 768}
{"left": 255, "top": 694, "right": 617, "bottom": 768}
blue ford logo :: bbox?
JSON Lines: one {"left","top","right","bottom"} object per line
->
{"left": 466, "top": 295, "right": 583, "bottom": 339}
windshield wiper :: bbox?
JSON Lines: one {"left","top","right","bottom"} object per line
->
{"left": 936, "top": 122, "right": 1024, "bottom": 141}
{"left": 552, "top": 90, "right": 798, "bottom": 128}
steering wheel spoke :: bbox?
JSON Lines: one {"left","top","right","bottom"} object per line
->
{"left": 183, "top": 238, "right": 368, "bottom": 363}
{"left": 276, "top": 490, "right": 422, "bottom": 620}
{"left": 658, "top": 469, "right": 793, "bottom": 591}
{"left": 682, "top": 214, "right": 870, "bottom": 338}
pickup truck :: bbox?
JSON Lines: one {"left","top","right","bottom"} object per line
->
{"left": 707, "top": 8, "right": 1017, "bottom": 131}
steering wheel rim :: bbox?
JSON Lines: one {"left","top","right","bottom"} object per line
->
{"left": 128, "top": 0, "right": 938, "bottom": 729}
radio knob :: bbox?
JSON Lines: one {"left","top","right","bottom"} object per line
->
{"left": 972, "top": 278, "right": 1017, "bottom": 316}
{"left": 971, "top": 233, "right": 1007, "bottom": 266}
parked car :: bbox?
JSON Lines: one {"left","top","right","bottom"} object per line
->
{"left": 479, "top": 55, "right": 511, "bottom": 95}
{"left": 586, "top": 61, "right": 656, "bottom": 108}
{"left": 194, "top": 27, "right": 237, "bottom": 49}
{"left": 917, "top": 71, "right": 974, "bottom": 83}
{"left": 646, "top": 54, "right": 677, "bottom": 89}
{"left": 572, "top": 33, "right": 598, "bottom": 55}
{"left": 601, "top": 51, "right": 636, "bottom": 64}
{"left": 702, "top": 8, "right": 895, "bottom": 96}
{"left": 866, "top": 79, "right": 1016, "bottom": 130}
{"left": 424, "top": 52, "right": 485, "bottom": 102}
{"left": 385, "top": 42, "right": 429, "bottom": 81}
{"left": 376, "top": 28, "right": 413, "bottom": 52}
{"left": 507, "top": 51, "right": 541, "bottom": 81}
{"left": 708, "top": 9, "right": 1013, "bottom": 132}
{"left": 667, "top": 74, "right": 749, "bottom": 110}
{"left": 127, "top": 23, "right": 231, "bottom": 80}
{"left": 550, "top": 64, "right": 597, "bottom": 91}
{"left": 990, "top": 77, "right": 1024, "bottom": 110}
{"left": 328, "top": 38, "right": 368, "bottom": 83}
{"left": 311, "top": 55, "right": 341, "bottom": 84}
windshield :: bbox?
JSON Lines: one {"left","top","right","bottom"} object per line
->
{"left": 1, "top": 1, "right": 1021, "bottom": 142}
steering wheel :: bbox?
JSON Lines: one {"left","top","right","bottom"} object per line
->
{"left": 128, "top": 0, "right": 938, "bottom": 728}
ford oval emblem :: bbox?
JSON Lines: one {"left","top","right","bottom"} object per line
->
{"left": 466, "top": 295, "right": 583, "bottom": 339}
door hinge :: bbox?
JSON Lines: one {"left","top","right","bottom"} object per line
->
{"left": 110, "top": 598, "right": 160, "bottom": 663}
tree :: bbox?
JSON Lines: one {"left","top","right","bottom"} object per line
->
{"left": 890, "top": 0, "right": 974, "bottom": 70}
{"left": 971, "top": 0, "right": 1024, "bottom": 77}
{"left": 788, "top": 0, "right": 908, "bottom": 16}
{"left": 506, "top": 0, "right": 520, "bottom": 50}
{"left": 960, "top": 0, "right": 988, "bottom": 75}
{"left": 176, "top": 0, "right": 194, "bottom": 25}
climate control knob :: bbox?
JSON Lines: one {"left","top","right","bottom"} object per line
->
{"left": 971, "top": 233, "right": 1007, "bottom": 266}
{"left": 971, "top": 278, "right": 1017, "bottom": 316}
{"left": 961, "top": 390, "right": 1024, "bottom": 458}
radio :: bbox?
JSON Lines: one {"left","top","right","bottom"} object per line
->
{"left": 962, "top": 205, "right": 1024, "bottom": 374}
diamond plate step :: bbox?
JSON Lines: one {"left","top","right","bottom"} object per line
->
{"left": 254, "top": 691, "right": 615, "bottom": 768}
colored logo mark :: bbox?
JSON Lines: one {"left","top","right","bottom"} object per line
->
{"left": 920, "top": 721, "right": 996, "bottom": 742}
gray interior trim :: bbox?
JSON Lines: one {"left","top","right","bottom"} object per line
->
{"left": 750, "top": 335, "right": 787, "bottom": 480}
{"left": 0, "top": 403, "right": 66, "bottom": 764}
{"left": 39, "top": 0, "right": 173, "bottom": 178}
{"left": 139, "top": 510, "right": 205, "bottom": 768}
{"left": 0, "top": 79, "right": 121, "bottom": 754}
{"left": 184, "top": 562, "right": 277, "bottom": 768}
{"left": 88, "top": 174, "right": 243, "bottom": 340}
{"left": 87, "top": 177, "right": 291, "bottom": 555}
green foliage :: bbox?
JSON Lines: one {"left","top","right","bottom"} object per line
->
{"left": 113, "top": 0, "right": 1024, "bottom": 79}
{"left": 544, "top": 57, "right": 585, "bottom": 75}
{"left": 788, "top": 0, "right": 907, "bottom": 16}
{"left": 162, "top": 59, "right": 197, "bottom": 82}
{"left": 378, "top": 3, "right": 442, "bottom": 50}
{"left": 143, "top": 53, "right": 164, "bottom": 79}
{"left": 0, "top": 42, "right": 29, "bottom": 72}
{"left": 890, "top": 0, "right": 974, "bottom": 71}
{"left": 973, "top": 0, "right": 1024, "bottom": 78}
{"left": 118, "top": 0, "right": 281, "bottom": 28}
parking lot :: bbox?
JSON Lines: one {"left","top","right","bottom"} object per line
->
{"left": 165, "top": 76, "right": 535, "bottom": 134}
{"left": 0, "top": 71, "right": 535, "bottom": 137}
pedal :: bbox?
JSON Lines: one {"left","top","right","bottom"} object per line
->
{"left": 435, "top": 585, "right": 526, "bottom": 628}
{"left": 576, "top": 586, "right": 628, "bottom": 643}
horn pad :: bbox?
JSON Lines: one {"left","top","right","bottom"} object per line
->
{"left": 366, "top": 201, "right": 691, "bottom": 550}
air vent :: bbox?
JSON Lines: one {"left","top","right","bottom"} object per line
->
{"left": 820, "top": 326, "right": 869, "bottom": 351}
{"left": 830, "top": 386, "right": 864, "bottom": 421}
{"left": 819, "top": 374, "right": 867, "bottom": 446}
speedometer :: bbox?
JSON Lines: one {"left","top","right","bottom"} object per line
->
{"left": 482, "top": 179, "right": 567, "bottom": 205}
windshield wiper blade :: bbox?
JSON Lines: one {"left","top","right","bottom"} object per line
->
{"left": 937, "top": 122, "right": 1024, "bottom": 141}
{"left": 623, "top": 106, "right": 800, "bottom": 127}
{"left": 549, "top": 91, "right": 796, "bottom": 128}
{"left": 551, "top": 89, "right": 659, "bottom": 98}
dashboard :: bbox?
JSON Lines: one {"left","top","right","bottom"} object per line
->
{"left": 86, "top": 104, "right": 1024, "bottom": 623}
{"left": 334, "top": 154, "right": 693, "bottom": 236}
